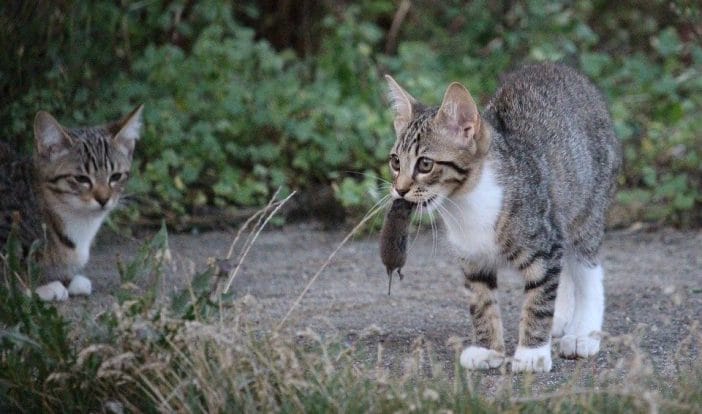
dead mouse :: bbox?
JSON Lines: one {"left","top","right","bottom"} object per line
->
{"left": 379, "top": 198, "right": 414, "bottom": 295}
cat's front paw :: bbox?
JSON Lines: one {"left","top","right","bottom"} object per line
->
{"left": 36, "top": 281, "right": 69, "bottom": 302}
{"left": 67, "top": 275, "right": 92, "bottom": 296}
{"left": 559, "top": 334, "right": 600, "bottom": 359}
{"left": 512, "top": 343, "right": 552, "bottom": 373}
{"left": 460, "top": 346, "right": 505, "bottom": 370}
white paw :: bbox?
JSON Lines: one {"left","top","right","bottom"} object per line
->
{"left": 512, "top": 343, "right": 552, "bottom": 373}
{"left": 67, "top": 275, "right": 92, "bottom": 296}
{"left": 460, "top": 346, "right": 505, "bottom": 370}
{"left": 35, "top": 281, "right": 69, "bottom": 302}
{"left": 559, "top": 334, "right": 600, "bottom": 359}
{"left": 551, "top": 316, "right": 569, "bottom": 338}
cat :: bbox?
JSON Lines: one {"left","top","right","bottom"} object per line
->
{"left": 384, "top": 63, "right": 621, "bottom": 372}
{"left": 0, "top": 105, "right": 143, "bottom": 301}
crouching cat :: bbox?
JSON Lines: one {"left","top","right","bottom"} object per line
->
{"left": 384, "top": 64, "right": 621, "bottom": 372}
{"left": 0, "top": 105, "right": 143, "bottom": 301}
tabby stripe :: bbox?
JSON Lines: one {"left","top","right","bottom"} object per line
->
{"left": 470, "top": 299, "right": 496, "bottom": 321}
{"left": 49, "top": 174, "right": 72, "bottom": 184}
{"left": 504, "top": 247, "right": 522, "bottom": 262}
{"left": 103, "top": 138, "right": 110, "bottom": 165}
{"left": 82, "top": 143, "right": 91, "bottom": 172}
{"left": 426, "top": 174, "right": 441, "bottom": 186}
{"left": 524, "top": 275, "right": 551, "bottom": 291}
{"left": 435, "top": 161, "right": 469, "bottom": 175}
{"left": 49, "top": 219, "right": 75, "bottom": 249}
{"left": 517, "top": 243, "right": 562, "bottom": 270}
{"left": 532, "top": 308, "right": 554, "bottom": 319}
{"left": 543, "top": 290, "right": 558, "bottom": 302}
{"left": 525, "top": 334, "right": 549, "bottom": 345}
{"left": 465, "top": 270, "right": 497, "bottom": 290}
{"left": 442, "top": 177, "right": 467, "bottom": 185}
{"left": 47, "top": 185, "right": 74, "bottom": 195}
{"left": 543, "top": 279, "right": 559, "bottom": 296}
{"left": 544, "top": 265, "right": 561, "bottom": 278}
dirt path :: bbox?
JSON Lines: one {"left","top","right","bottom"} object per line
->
{"left": 68, "top": 223, "right": 702, "bottom": 392}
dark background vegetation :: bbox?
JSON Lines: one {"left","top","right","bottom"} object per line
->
{"left": 1, "top": 0, "right": 700, "bottom": 228}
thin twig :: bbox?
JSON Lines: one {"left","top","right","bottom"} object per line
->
{"left": 223, "top": 191, "right": 296, "bottom": 293}
{"left": 385, "top": 0, "right": 411, "bottom": 55}
{"left": 226, "top": 188, "right": 281, "bottom": 259}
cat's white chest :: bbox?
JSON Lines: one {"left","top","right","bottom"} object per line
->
{"left": 58, "top": 209, "right": 107, "bottom": 267}
{"left": 442, "top": 163, "right": 503, "bottom": 264}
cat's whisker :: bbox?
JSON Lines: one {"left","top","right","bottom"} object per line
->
{"left": 434, "top": 195, "right": 466, "bottom": 236}
{"left": 435, "top": 204, "right": 462, "bottom": 237}
{"left": 428, "top": 192, "right": 466, "bottom": 235}
{"left": 435, "top": 192, "right": 465, "bottom": 214}
{"left": 431, "top": 210, "right": 439, "bottom": 257}
{"left": 406, "top": 201, "right": 424, "bottom": 255}
{"left": 364, "top": 193, "right": 393, "bottom": 220}
{"left": 360, "top": 192, "right": 393, "bottom": 219}
{"left": 343, "top": 170, "right": 393, "bottom": 186}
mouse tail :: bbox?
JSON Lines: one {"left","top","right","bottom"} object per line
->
{"left": 386, "top": 268, "right": 393, "bottom": 295}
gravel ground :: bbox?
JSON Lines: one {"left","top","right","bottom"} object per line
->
{"left": 64, "top": 222, "right": 702, "bottom": 393}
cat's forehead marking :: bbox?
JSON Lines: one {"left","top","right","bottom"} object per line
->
{"left": 67, "top": 127, "right": 119, "bottom": 173}
{"left": 398, "top": 107, "right": 437, "bottom": 155}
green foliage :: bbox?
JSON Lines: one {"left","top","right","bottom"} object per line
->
{"left": 2, "top": 0, "right": 700, "bottom": 226}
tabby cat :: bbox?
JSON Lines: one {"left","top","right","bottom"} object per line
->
{"left": 0, "top": 105, "right": 143, "bottom": 301}
{"left": 384, "top": 63, "right": 621, "bottom": 372}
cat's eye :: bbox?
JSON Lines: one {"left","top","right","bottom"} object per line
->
{"left": 110, "top": 172, "right": 123, "bottom": 183}
{"left": 389, "top": 155, "right": 400, "bottom": 171}
{"left": 416, "top": 157, "right": 434, "bottom": 174}
{"left": 74, "top": 175, "right": 92, "bottom": 186}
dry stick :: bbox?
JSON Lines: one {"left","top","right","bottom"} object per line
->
{"left": 223, "top": 191, "right": 296, "bottom": 294}
{"left": 225, "top": 188, "right": 282, "bottom": 259}
{"left": 233, "top": 187, "right": 283, "bottom": 259}
{"left": 385, "top": 0, "right": 411, "bottom": 54}
{"left": 276, "top": 204, "right": 386, "bottom": 331}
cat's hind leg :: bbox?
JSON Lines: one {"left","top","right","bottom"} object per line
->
{"left": 460, "top": 265, "right": 506, "bottom": 370}
{"left": 551, "top": 265, "right": 574, "bottom": 338}
{"left": 67, "top": 274, "right": 92, "bottom": 296}
{"left": 559, "top": 258, "right": 603, "bottom": 359}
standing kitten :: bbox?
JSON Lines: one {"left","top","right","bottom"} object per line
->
{"left": 0, "top": 105, "right": 143, "bottom": 301}
{"left": 384, "top": 64, "right": 620, "bottom": 372}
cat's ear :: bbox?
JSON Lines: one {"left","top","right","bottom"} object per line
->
{"left": 111, "top": 104, "right": 143, "bottom": 157}
{"left": 385, "top": 75, "right": 416, "bottom": 133}
{"left": 435, "top": 82, "right": 482, "bottom": 151}
{"left": 34, "top": 111, "right": 73, "bottom": 160}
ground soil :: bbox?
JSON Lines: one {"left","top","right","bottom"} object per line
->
{"left": 64, "top": 222, "right": 702, "bottom": 394}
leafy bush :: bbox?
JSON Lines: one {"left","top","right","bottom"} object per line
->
{"left": 1, "top": 0, "right": 700, "bottom": 226}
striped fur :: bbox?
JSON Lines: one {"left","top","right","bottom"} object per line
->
{"left": 0, "top": 105, "right": 142, "bottom": 301}
{"left": 385, "top": 64, "right": 621, "bottom": 372}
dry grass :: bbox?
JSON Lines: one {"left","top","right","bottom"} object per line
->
{"left": 2, "top": 195, "right": 702, "bottom": 413}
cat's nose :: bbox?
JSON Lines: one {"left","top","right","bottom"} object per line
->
{"left": 395, "top": 188, "right": 410, "bottom": 198}
{"left": 95, "top": 195, "right": 109, "bottom": 207}
{"left": 94, "top": 188, "right": 110, "bottom": 208}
